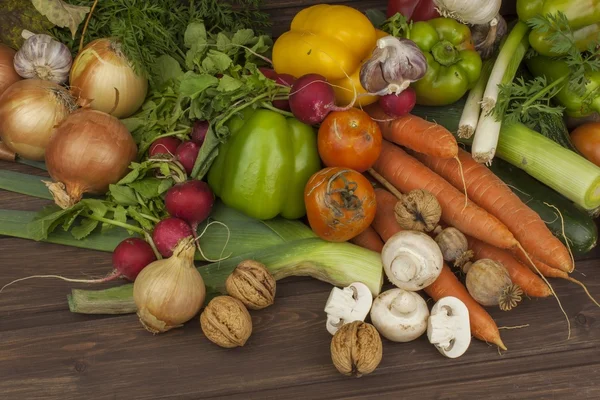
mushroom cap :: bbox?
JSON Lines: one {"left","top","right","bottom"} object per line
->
{"left": 325, "top": 282, "right": 373, "bottom": 335}
{"left": 427, "top": 296, "right": 471, "bottom": 358}
{"left": 370, "top": 288, "right": 429, "bottom": 342}
{"left": 381, "top": 231, "right": 443, "bottom": 291}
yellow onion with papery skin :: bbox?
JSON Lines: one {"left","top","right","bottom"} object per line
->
{"left": 70, "top": 39, "right": 148, "bottom": 118}
{"left": 45, "top": 108, "right": 137, "bottom": 209}
{"left": 0, "top": 44, "right": 21, "bottom": 96}
{"left": 0, "top": 79, "right": 75, "bottom": 161}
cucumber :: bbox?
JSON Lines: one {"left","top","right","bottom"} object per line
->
{"left": 488, "top": 158, "right": 598, "bottom": 256}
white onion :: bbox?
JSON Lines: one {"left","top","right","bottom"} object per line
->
{"left": 70, "top": 39, "right": 148, "bottom": 119}
{"left": 0, "top": 79, "right": 74, "bottom": 161}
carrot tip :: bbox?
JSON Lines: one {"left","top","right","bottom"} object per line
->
{"left": 495, "top": 338, "right": 507, "bottom": 351}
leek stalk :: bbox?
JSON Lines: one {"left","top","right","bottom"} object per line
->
{"left": 68, "top": 238, "right": 384, "bottom": 314}
{"left": 472, "top": 22, "right": 529, "bottom": 163}
{"left": 458, "top": 59, "right": 494, "bottom": 139}
{"left": 496, "top": 122, "right": 600, "bottom": 210}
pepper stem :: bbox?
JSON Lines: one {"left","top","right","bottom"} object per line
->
{"left": 431, "top": 40, "right": 460, "bottom": 66}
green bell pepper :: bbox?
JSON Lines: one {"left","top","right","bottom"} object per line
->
{"left": 407, "top": 17, "right": 482, "bottom": 106}
{"left": 517, "top": 0, "right": 600, "bottom": 56}
{"left": 207, "top": 108, "right": 321, "bottom": 220}
{"left": 526, "top": 55, "right": 600, "bottom": 118}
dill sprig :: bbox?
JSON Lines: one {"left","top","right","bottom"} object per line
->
{"left": 50, "top": 0, "right": 270, "bottom": 79}
{"left": 526, "top": 11, "right": 600, "bottom": 97}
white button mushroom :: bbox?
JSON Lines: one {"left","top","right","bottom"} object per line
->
{"left": 324, "top": 282, "right": 373, "bottom": 335}
{"left": 369, "top": 288, "right": 430, "bottom": 342}
{"left": 427, "top": 296, "right": 471, "bottom": 358}
{"left": 381, "top": 231, "right": 443, "bottom": 291}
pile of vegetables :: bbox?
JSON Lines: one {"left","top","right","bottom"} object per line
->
{"left": 1, "top": 0, "right": 600, "bottom": 379}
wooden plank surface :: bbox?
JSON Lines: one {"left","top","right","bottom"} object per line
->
{"left": 2, "top": 1, "right": 600, "bottom": 399}
{"left": 1, "top": 160, "right": 600, "bottom": 400}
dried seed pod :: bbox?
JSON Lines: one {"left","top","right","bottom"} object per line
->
{"left": 463, "top": 259, "right": 523, "bottom": 311}
{"left": 435, "top": 227, "right": 473, "bottom": 268}
{"left": 200, "top": 296, "right": 252, "bottom": 348}
{"left": 225, "top": 260, "right": 276, "bottom": 310}
{"left": 394, "top": 189, "right": 441, "bottom": 232}
{"left": 330, "top": 321, "right": 383, "bottom": 377}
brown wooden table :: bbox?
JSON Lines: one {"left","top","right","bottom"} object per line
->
{"left": 2, "top": 1, "right": 600, "bottom": 398}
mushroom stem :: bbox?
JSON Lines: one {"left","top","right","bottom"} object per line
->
{"left": 389, "top": 290, "right": 417, "bottom": 317}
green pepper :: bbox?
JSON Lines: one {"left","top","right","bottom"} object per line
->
{"left": 407, "top": 17, "right": 482, "bottom": 106}
{"left": 517, "top": 0, "right": 600, "bottom": 57}
{"left": 526, "top": 55, "right": 600, "bottom": 118}
{"left": 207, "top": 108, "right": 321, "bottom": 220}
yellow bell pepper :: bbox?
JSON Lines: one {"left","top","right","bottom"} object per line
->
{"left": 272, "top": 5, "right": 379, "bottom": 107}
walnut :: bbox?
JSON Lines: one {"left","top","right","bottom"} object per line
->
{"left": 225, "top": 260, "right": 276, "bottom": 310}
{"left": 200, "top": 296, "right": 252, "bottom": 348}
{"left": 330, "top": 321, "right": 383, "bottom": 377}
{"left": 394, "top": 189, "right": 441, "bottom": 232}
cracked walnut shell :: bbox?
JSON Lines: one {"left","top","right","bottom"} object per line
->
{"left": 225, "top": 260, "right": 276, "bottom": 310}
{"left": 200, "top": 296, "right": 252, "bottom": 348}
{"left": 331, "top": 321, "right": 382, "bottom": 377}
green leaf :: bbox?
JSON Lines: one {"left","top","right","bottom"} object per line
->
{"left": 117, "top": 167, "right": 141, "bottom": 185}
{"left": 179, "top": 72, "right": 219, "bottom": 99}
{"left": 217, "top": 75, "right": 243, "bottom": 92}
{"left": 127, "top": 207, "right": 154, "bottom": 231}
{"left": 364, "top": 8, "right": 387, "bottom": 28}
{"left": 158, "top": 178, "right": 174, "bottom": 195}
{"left": 62, "top": 208, "right": 83, "bottom": 231}
{"left": 83, "top": 199, "right": 108, "bottom": 218}
{"left": 71, "top": 218, "right": 100, "bottom": 240}
{"left": 109, "top": 185, "right": 138, "bottom": 206}
{"left": 201, "top": 50, "right": 232, "bottom": 74}
{"left": 120, "top": 117, "right": 146, "bottom": 133}
{"left": 216, "top": 32, "right": 231, "bottom": 51}
{"left": 151, "top": 55, "right": 184, "bottom": 87}
{"left": 113, "top": 205, "right": 127, "bottom": 225}
{"left": 27, "top": 205, "right": 80, "bottom": 241}
{"left": 31, "top": 0, "right": 90, "bottom": 38}
{"left": 159, "top": 163, "right": 172, "bottom": 178}
{"left": 232, "top": 29, "right": 254, "bottom": 46}
{"left": 184, "top": 21, "right": 207, "bottom": 49}
{"left": 128, "top": 178, "right": 164, "bottom": 199}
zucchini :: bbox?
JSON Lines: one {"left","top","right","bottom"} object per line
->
{"left": 488, "top": 158, "right": 598, "bottom": 256}
{"left": 530, "top": 111, "right": 580, "bottom": 154}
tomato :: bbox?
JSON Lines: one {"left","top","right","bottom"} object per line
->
{"left": 304, "top": 167, "right": 376, "bottom": 242}
{"left": 571, "top": 122, "right": 600, "bottom": 167}
{"left": 317, "top": 108, "right": 382, "bottom": 172}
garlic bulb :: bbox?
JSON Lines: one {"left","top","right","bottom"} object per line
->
{"left": 13, "top": 34, "right": 72, "bottom": 84}
{"left": 360, "top": 36, "right": 427, "bottom": 96}
{"left": 463, "top": 259, "right": 523, "bottom": 311}
{"left": 433, "top": 0, "right": 501, "bottom": 25}
{"left": 133, "top": 236, "right": 206, "bottom": 333}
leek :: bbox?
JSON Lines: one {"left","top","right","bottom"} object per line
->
{"left": 472, "top": 22, "right": 529, "bottom": 164}
{"left": 458, "top": 59, "right": 494, "bottom": 139}
{"left": 0, "top": 170, "right": 51, "bottom": 200}
{"left": 496, "top": 122, "right": 600, "bottom": 210}
{"left": 68, "top": 238, "right": 384, "bottom": 314}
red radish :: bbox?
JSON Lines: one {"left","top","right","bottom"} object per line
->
{"left": 259, "top": 67, "right": 278, "bottom": 80}
{"left": 176, "top": 141, "right": 200, "bottom": 175}
{"left": 111, "top": 237, "right": 157, "bottom": 280}
{"left": 165, "top": 180, "right": 215, "bottom": 231}
{"left": 152, "top": 217, "right": 194, "bottom": 257}
{"left": 273, "top": 73, "right": 296, "bottom": 111}
{"left": 289, "top": 73, "right": 337, "bottom": 125}
{"left": 0, "top": 237, "right": 157, "bottom": 292}
{"left": 149, "top": 137, "right": 182, "bottom": 158}
{"left": 191, "top": 120, "right": 209, "bottom": 146}
{"left": 378, "top": 88, "right": 417, "bottom": 117}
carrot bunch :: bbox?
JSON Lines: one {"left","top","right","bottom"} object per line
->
{"left": 347, "top": 110, "right": 595, "bottom": 351}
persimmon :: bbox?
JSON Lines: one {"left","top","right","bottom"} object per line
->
{"left": 571, "top": 122, "right": 600, "bottom": 167}
{"left": 304, "top": 167, "right": 376, "bottom": 242}
{"left": 317, "top": 108, "right": 382, "bottom": 172}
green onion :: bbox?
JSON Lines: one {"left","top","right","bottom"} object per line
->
{"left": 472, "top": 22, "right": 529, "bottom": 164}
{"left": 496, "top": 122, "right": 600, "bottom": 210}
{"left": 458, "top": 59, "right": 494, "bottom": 139}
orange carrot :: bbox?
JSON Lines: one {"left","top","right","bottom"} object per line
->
{"left": 424, "top": 264, "right": 506, "bottom": 350}
{"left": 373, "top": 141, "right": 518, "bottom": 250}
{"left": 349, "top": 226, "right": 384, "bottom": 252}
{"left": 372, "top": 188, "right": 404, "bottom": 242}
{"left": 466, "top": 236, "right": 551, "bottom": 298}
{"left": 413, "top": 148, "right": 573, "bottom": 273}
{"left": 370, "top": 187, "right": 505, "bottom": 350}
{"left": 365, "top": 104, "right": 458, "bottom": 159}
